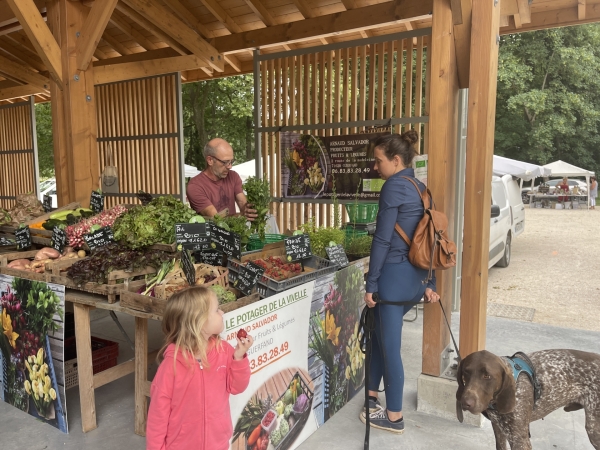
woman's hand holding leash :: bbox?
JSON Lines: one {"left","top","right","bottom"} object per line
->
{"left": 364, "top": 292, "right": 376, "bottom": 308}
{"left": 424, "top": 288, "right": 440, "bottom": 303}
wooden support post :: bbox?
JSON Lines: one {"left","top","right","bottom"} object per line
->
{"left": 135, "top": 317, "right": 149, "bottom": 436}
{"left": 74, "top": 303, "right": 97, "bottom": 432}
{"left": 422, "top": 0, "right": 460, "bottom": 376}
{"left": 460, "top": 0, "right": 501, "bottom": 357}
{"left": 48, "top": 0, "right": 100, "bottom": 207}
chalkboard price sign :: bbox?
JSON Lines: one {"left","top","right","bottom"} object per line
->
{"left": 234, "top": 261, "right": 265, "bottom": 296}
{"left": 0, "top": 236, "right": 15, "bottom": 247}
{"left": 284, "top": 234, "right": 312, "bottom": 262}
{"left": 15, "top": 226, "right": 32, "bottom": 250}
{"left": 325, "top": 244, "right": 349, "bottom": 268}
{"left": 175, "top": 223, "right": 209, "bottom": 250}
{"left": 43, "top": 195, "right": 53, "bottom": 213}
{"left": 181, "top": 249, "right": 196, "bottom": 285}
{"left": 209, "top": 225, "right": 241, "bottom": 260}
{"left": 84, "top": 226, "right": 114, "bottom": 251}
{"left": 90, "top": 190, "right": 104, "bottom": 213}
{"left": 195, "top": 249, "right": 223, "bottom": 266}
{"left": 51, "top": 226, "right": 68, "bottom": 253}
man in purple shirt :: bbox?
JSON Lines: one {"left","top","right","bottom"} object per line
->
{"left": 186, "top": 138, "right": 257, "bottom": 220}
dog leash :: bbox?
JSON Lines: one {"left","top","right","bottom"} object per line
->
{"left": 358, "top": 293, "right": 461, "bottom": 450}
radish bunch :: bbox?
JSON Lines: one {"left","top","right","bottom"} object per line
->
{"left": 66, "top": 205, "right": 127, "bottom": 248}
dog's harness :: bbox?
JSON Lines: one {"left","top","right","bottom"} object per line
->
{"left": 488, "top": 351, "right": 542, "bottom": 411}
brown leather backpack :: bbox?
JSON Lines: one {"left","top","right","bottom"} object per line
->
{"left": 394, "top": 176, "right": 457, "bottom": 282}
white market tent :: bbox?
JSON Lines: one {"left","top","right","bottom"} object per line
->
{"left": 542, "top": 160, "right": 595, "bottom": 208}
{"left": 493, "top": 155, "right": 550, "bottom": 182}
{"left": 232, "top": 159, "right": 256, "bottom": 184}
{"left": 184, "top": 164, "right": 201, "bottom": 178}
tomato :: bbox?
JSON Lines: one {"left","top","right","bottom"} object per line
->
{"left": 237, "top": 328, "right": 248, "bottom": 339}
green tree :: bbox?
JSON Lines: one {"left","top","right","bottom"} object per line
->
{"left": 35, "top": 102, "right": 55, "bottom": 179}
{"left": 183, "top": 75, "right": 255, "bottom": 170}
{"left": 495, "top": 25, "right": 600, "bottom": 174}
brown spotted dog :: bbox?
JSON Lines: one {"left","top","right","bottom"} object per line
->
{"left": 456, "top": 349, "right": 600, "bottom": 450}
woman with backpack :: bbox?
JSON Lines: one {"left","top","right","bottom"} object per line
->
{"left": 361, "top": 131, "right": 441, "bottom": 434}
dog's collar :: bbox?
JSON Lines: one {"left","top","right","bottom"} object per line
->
{"left": 488, "top": 352, "right": 541, "bottom": 411}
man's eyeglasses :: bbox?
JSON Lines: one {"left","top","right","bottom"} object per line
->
{"left": 211, "top": 156, "right": 235, "bottom": 167}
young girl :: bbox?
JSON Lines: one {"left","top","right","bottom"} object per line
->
{"left": 146, "top": 286, "right": 253, "bottom": 450}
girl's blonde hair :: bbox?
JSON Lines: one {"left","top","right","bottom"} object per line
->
{"left": 157, "top": 286, "right": 221, "bottom": 369}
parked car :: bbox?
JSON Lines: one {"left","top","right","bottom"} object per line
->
{"left": 38, "top": 177, "right": 57, "bottom": 208}
{"left": 521, "top": 178, "right": 587, "bottom": 203}
{"left": 489, "top": 175, "right": 523, "bottom": 269}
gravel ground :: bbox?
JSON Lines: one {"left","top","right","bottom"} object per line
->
{"left": 487, "top": 207, "right": 600, "bottom": 332}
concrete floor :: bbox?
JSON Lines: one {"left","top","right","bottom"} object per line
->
{"left": 1, "top": 306, "right": 599, "bottom": 450}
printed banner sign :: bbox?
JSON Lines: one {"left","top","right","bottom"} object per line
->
{"left": 280, "top": 132, "right": 387, "bottom": 200}
{"left": 0, "top": 275, "right": 68, "bottom": 433}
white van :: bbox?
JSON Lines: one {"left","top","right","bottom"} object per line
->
{"left": 489, "top": 175, "right": 524, "bottom": 268}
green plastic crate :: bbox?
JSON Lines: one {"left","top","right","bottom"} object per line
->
{"left": 345, "top": 203, "right": 379, "bottom": 223}
{"left": 344, "top": 226, "right": 368, "bottom": 242}
{"left": 246, "top": 234, "right": 286, "bottom": 251}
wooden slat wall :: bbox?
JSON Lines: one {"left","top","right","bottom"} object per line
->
{"left": 0, "top": 100, "right": 36, "bottom": 210}
{"left": 259, "top": 36, "right": 430, "bottom": 233}
{"left": 95, "top": 74, "right": 182, "bottom": 209}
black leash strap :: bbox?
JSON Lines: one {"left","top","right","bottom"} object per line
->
{"left": 358, "top": 293, "right": 461, "bottom": 449}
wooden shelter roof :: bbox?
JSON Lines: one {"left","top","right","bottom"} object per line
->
{"left": 0, "top": 0, "right": 598, "bottom": 105}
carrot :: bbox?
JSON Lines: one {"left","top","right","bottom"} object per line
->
{"left": 247, "top": 424, "right": 262, "bottom": 446}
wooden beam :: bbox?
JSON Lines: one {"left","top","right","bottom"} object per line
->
{"left": 461, "top": 0, "right": 501, "bottom": 357}
{"left": 245, "top": 0, "right": 277, "bottom": 26}
{"left": 109, "top": 10, "right": 159, "bottom": 51}
{"left": 182, "top": 59, "right": 254, "bottom": 83}
{"left": 224, "top": 54, "right": 242, "bottom": 72}
{"left": 340, "top": 0, "right": 358, "bottom": 9}
{"left": 450, "top": 0, "right": 463, "bottom": 25}
{"left": 123, "top": 0, "right": 223, "bottom": 71}
{"left": 516, "top": 0, "right": 531, "bottom": 24}
{"left": 101, "top": 34, "right": 132, "bottom": 56}
{"left": 213, "top": 0, "right": 433, "bottom": 53}
{"left": 500, "top": 0, "right": 519, "bottom": 16}
{"left": 94, "top": 48, "right": 179, "bottom": 67}
{"left": 199, "top": 0, "right": 244, "bottom": 34}
{"left": 5, "top": 0, "right": 62, "bottom": 84}
{"left": 115, "top": 2, "right": 190, "bottom": 56}
{"left": 499, "top": 5, "right": 600, "bottom": 34}
{"left": 500, "top": 15, "right": 509, "bottom": 27}
{"left": 94, "top": 53, "right": 223, "bottom": 85}
{"left": 0, "top": 36, "right": 46, "bottom": 72}
{"left": 291, "top": 0, "right": 314, "bottom": 19}
{"left": 75, "top": 0, "right": 118, "bottom": 71}
{"left": 579, "top": 0, "right": 586, "bottom": 20}
{"left": 453, "top": 0, "right": 472, "bottom": 89}
{"left": 513, "top": 13, "right": 522, "bottom": 29}
{"left": 0, "top": 84, "right": 43, "bottom": 101}
{"left": 0, "top": 53, "right": 49, "bottom": 90}
{"left": 163, "top": 0, "right": 213, "bottom": 39}
{"left": 423, "top": 0, "right": 459, "bottom": 376}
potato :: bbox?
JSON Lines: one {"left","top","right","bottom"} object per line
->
{"left": 35, "top": 247, "right": 60, "bottom": 260}
{"left": 7, "top": 259, "right": 31, "bottom": 269}
{"left": 77, "top": 250, "right": 86, "bottom": 258}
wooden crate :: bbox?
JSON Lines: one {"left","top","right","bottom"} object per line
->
{"left": 0, "top": 202, "right": 81, "bottom": 235}
{"left": 0, "top": 249, "right": 50, "bottom": 281}
{"left": 120, "top": 285, "right": 260, "bottom": 316}
{"left": 47, "top": 256, "right": 157, "bottom": 303}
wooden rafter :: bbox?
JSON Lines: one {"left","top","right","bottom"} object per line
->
{"left": 115, "top": 2, "right": 190, "bottom": 56}
{"left": 76, "top": 0, "right": 118, "bottom": 71}
{"left": 0, "top": 84, "right": 43, "bottom": 101}
{"left": 578, "top": 0, "right": 586, "bottom": 20}
{"left": 0, "top": 36, "right": 46, "bottom": 72}
{"left": 94, "top": 47, "right": 108, "bottom": 60}
{"left": 245, "top": 0, "right": 276, "bottom": 27}
{"left": 0, "top": 53, "right": 49, "bottom": 91}
{"left": 93, "top": 53, "right": 223, "bottom": 85}
{"left": 122, "top": 0, "right": 223, "bottom": 71}
{"left": 213, "top": 0, "right": 433, "bottom": 53}
{"left": 164, "top": 0, "right": 213, "bottom": 39}
{"left": 109, "top": 10, "right": 159, "bottom": 51}
{"left": 340, "top": 0, "right": 358, "bottom": 9}
{"left": 101, "top": 33, "right": 133, "bottom": 56}
{"left": 199, "top": 0, "right": 244, "bottom": 34}
{"left": 450, "top": 0, "right": 463, "bottom": 25}
{"left": 0, "top": 12, "right": 47, "bottom": 37}
{"left": 516, "top": 0, "right": 531, "bottom": 24}
{"left": 291, "top": 0, "right": 314, "bottom": 19}
{"left": 94, "top": 48, "right": 179, "bottom": 67}
{"left": 224, "top": 54, "right": 242, "bottom": 72}
{"left": 500, "top": 4, "right": 600, "bottom": 34}
{"left": 5, "top": 0, "right": 62, "bottom": 84}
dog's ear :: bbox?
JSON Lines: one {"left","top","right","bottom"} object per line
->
{"left": 494, "top": 363, "right": 516, "bottom": 414}
{"left": 456, "top": 360, "right": 464, "bottom": 423}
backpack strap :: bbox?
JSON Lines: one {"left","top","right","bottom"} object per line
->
{"left": 395, "top": 176, "right": 431, "bottom": 245}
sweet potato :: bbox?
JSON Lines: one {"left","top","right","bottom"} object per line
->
{"left": 7, "top": 259, "right": 31, "bottom": 269}
{"left": 35, "top": 247, "right": 60, "bottom": 260}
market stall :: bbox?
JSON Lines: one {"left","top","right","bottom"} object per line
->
{"left": 0, "top": 184, "right": 372, "bottom": 446}
{"left": 535, "top": 160, "right": 596, "bottom": 209}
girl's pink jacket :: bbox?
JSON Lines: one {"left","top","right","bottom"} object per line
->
{"left": 146, "top": 342, "right": 251, "bottom": 450}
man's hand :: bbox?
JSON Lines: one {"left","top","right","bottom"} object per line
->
{"left": 424, "top": 288, "right": 440, "bottom": 303}
{"left": 233, "top": 334, "right": 254, "bottom": 360}
{"left": 244, "top": 203, "right": 258, "bottom": 222}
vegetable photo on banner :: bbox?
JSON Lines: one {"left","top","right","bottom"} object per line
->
{"left": 243, "top": 177, "right": 271, "bottom": 241}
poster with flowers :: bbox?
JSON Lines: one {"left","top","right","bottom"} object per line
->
{"left": 280, "top": 132, "right": 387, "bottom": 200}
{"left": 0, "top": 275, "right": 68, "bottom": 433}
